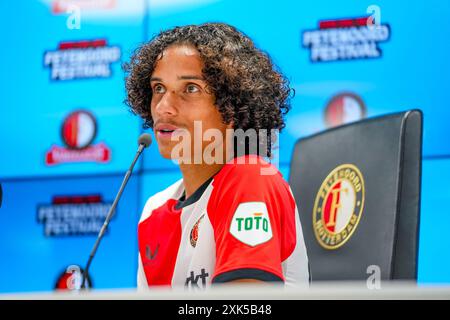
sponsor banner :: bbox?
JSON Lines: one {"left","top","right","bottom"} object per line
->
{"left": 230, "top": 202, "right": 273, "bottom": 247}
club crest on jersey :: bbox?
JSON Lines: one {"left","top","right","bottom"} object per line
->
{"left": 230, "top": 202, "right": 273, "bottom": 247}
{"left": 190, "top": 214, "right": 205, "bottom": 248}
{"left": 313, "top": 164, "right": 365, "bottom": 250}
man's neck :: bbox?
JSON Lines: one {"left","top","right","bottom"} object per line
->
{"left": 179, "top": 162, "right": 224, "bottom": 199}
{"left": 178, "top": 135, "right": 234, "bottom": 199}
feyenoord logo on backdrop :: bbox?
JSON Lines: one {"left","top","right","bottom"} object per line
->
{"left": 55, "top": 265, "right": 92, "bottom": 291}
{"left": 62, "top": 110, "right": 97, "bottom": 149}
{"left": 45, "top": 110, "right": 111, "bottom": 165}
{"left": 302, "top": 16, "right": 390, "bottom": 62}
{"left": 44, "top": 39, "right": 121, "bottom": 81}
{"left": 313, "top": 164, "right": 365, "bottom": 250}
{"left": 324, "top": 92, "right": 366, "bottom": 128}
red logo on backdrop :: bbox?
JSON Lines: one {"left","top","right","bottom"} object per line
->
{"left": 324, "top": 93, "right": 366, "bottom": 128}
{"left": 62, "top": 110, "right": 97, "bottom": 148}
{"left": 52, "top": 0, "right": 116, "bottom": 14}
{"left": 45, "top": 110, "right": 111, "bottom": 165}
{"left": 55, "top": 265, "right": 92, "bottom": 291}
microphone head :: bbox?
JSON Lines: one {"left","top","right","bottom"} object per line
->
{"left": 138, "top": 133, "right": 152, "bottom": 148}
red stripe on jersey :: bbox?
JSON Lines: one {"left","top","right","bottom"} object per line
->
{"left": 207, "top": 155, "right": 297, "bottom": 281}
{"left": 138, "top": 199, "right": 182, "bottom": 286}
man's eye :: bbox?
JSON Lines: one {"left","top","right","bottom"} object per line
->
{"left": 186, "top": 84, "right": 200, "bottom": 93}
{"left": 153, "top": 84, "right": 165, "bottom": 94}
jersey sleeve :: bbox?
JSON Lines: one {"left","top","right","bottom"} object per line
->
{"left": 207, "top": 157, "right": 298, "bottom": 283}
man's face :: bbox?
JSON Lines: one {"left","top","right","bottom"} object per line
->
{"left": 150, "top": 44, "right": 232, "bottom": 162}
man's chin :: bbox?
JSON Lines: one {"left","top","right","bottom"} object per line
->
{"left": 158, "top": 149, "right": 173, "bottom": 160}
{"left": 157, "top": 148, "right": 186, "bottom": 162}
{"left": 157, "top": 150, "right": 195, "bottom": 165}
{"left": 158, "top": 144, "right": 172, "bottom": 160}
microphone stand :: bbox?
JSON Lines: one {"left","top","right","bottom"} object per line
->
{"left": 80, "top": 141, "right": 148, "bottom": 289}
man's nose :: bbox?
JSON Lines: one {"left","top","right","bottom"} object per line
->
{"left": 154, "top": 91, "right": 178, "bottom": 116}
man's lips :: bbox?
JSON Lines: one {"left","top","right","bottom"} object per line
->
{"left": 154, "top": 123, "right": 181, "bottom": 138}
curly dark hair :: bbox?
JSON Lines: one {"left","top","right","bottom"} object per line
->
{"left": 124, "top": 22, "right": 293, "bottom": 157}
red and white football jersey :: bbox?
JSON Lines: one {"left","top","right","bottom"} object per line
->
{"left": 137, "top": 155, "right": 309, "bottom": 289}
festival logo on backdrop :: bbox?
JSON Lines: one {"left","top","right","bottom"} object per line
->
{"left": 45, "top": 110, "right": 111, "bottom": 165}
{"left": 302, "top": 16, "right": 391, "bottom": 63}
{"left": 44, "top": 39, "right": 121, "bottom": 81}
{"left": 37, "top": 194, "right": 113, "bottom": 237}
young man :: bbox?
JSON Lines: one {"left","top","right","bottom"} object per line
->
{"left": 125, "top": 23, "right": 309, "bottom": 289}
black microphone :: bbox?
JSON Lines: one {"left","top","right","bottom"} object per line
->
{"left": 81, "top": 133, "right": 152, "bottom": 289}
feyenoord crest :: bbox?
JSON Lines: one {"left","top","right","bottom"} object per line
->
{"left": 313, "top": 164, "right": 365, "bottom": 250}
{"left": 190, "top": 214, "right": 205, "bottom": 248}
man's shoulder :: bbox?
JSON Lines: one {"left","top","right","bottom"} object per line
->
{"left": 214, "top": 155, "right": 284, "bottom": 184}
{"left": 209, "top": 155, "right": 296, "bottom": 208}
{"left": 139, "top": 178, "right": 183, "bottom": 222}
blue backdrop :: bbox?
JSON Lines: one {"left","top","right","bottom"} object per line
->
{"left": 0, "top": 0, "right": 449, "bottom": 292}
